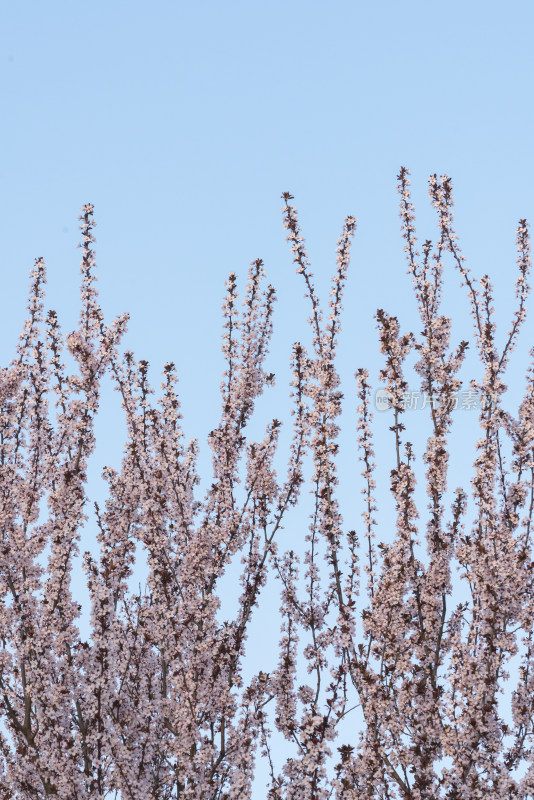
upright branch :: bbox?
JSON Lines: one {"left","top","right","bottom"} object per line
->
{"left": 267, "top": 194, "right": 358, "bottom": 799}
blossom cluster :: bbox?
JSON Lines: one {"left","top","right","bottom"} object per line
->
{"left": 0, "top": 174, "right": 533, "bottom": 800}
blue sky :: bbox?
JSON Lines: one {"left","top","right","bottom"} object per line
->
{"left": 1, "top": 0, "right": 534, "bottom": 792}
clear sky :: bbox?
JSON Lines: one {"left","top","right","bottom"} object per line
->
{"left": 1, "top": 0, "right": 534, "bottom": 793}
